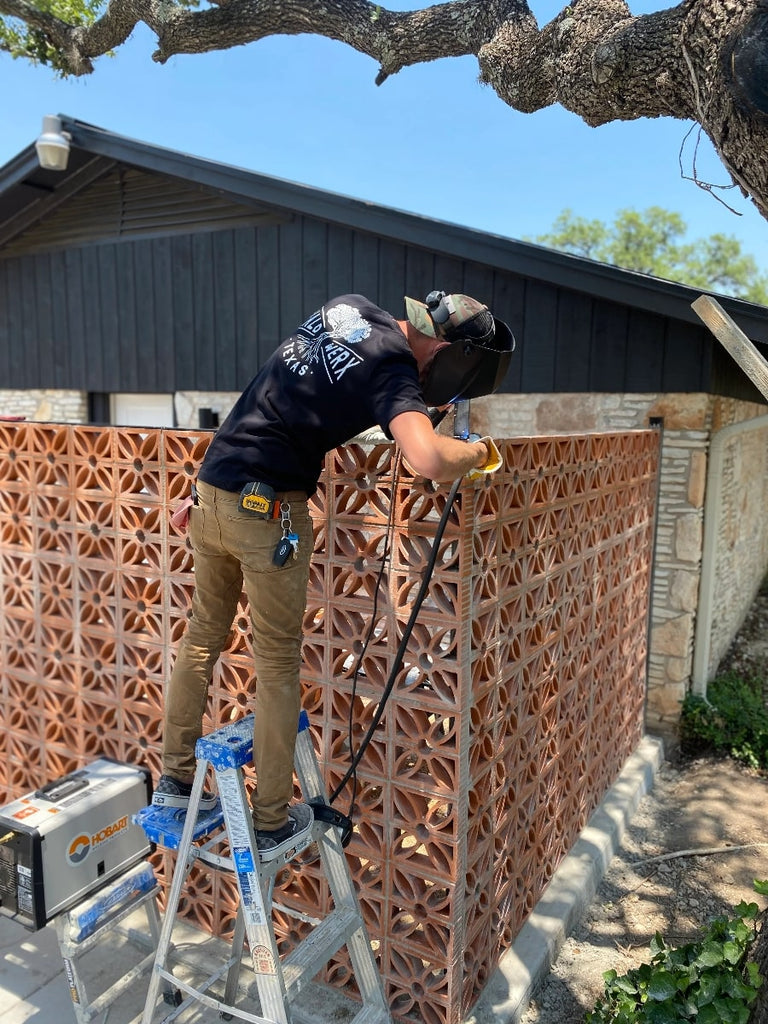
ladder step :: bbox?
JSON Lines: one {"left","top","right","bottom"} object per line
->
{"left": 282, "top": 906, "right": 361, "bottom": 998}
{"left": 195, "top": 710, "right": 310, "bottom": 770}
{"left": 63, "top": 860, "right": 158, "bottom": 943}
{"left": 133, "top": 801, "right": 224, "bottom": 849}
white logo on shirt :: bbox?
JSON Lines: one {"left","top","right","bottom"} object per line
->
{"left": 282, "top": 303, "right": 369, "bottom": 382}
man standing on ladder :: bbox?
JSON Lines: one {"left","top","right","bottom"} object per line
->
{"left": 152, "top": 291, "right": 513, "bottom": 860}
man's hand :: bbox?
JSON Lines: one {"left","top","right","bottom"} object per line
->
{"left": 465, "top": 437, "right": 502, "bottom": 481}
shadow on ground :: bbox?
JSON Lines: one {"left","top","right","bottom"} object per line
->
{"left": 520, "top": 755, "right": 768, "bottom": 1023}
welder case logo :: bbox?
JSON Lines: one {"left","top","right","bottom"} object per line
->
{"left": 66, "top": 816, "right": 129, "bottom": 866}
{"left": 67, "top": 834, "right": 91, "bottom": 865}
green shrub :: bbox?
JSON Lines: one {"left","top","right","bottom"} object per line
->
{"left": 586, "top": 888, "right": 767, "bottom": 1023}
{"left": 680, "top": 672, "right": 768, "bottom": 771}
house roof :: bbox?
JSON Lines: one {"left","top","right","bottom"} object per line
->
{"left": 2, "top": 114, "right": 767, "bottom": 344}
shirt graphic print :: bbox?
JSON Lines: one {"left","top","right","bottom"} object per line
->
{"left": 282, "top": 303, "right": 370, "bottom": 383}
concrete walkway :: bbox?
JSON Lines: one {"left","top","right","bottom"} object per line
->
{"left": 0, "top": 736, "right": 663, "bottom": 1024}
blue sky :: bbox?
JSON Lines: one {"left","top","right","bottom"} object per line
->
{"left": 1, "top": 1, "right": 766, "bottom": 266}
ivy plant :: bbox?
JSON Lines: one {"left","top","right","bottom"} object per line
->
{"left": 586, "top": 883, "right": 768, "bottom": 1024}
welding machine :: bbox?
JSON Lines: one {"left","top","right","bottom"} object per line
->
{"left": 0, "top": 758, "right": 152, "bottom": 931}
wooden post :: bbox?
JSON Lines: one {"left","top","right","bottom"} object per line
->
{"left": 692, "top": 294, "right": 768, "bottom": 402}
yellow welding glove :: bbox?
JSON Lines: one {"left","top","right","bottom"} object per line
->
{"left": 465, "top": 436, "right": 503, "bottom": 481}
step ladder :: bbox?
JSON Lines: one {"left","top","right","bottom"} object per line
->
{"left": 54, "top": 859, "right": 172, "bottom": 1024}
{"left": 135, "top": 710, "right": 391, "bottom": 1024}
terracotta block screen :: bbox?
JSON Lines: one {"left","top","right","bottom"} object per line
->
{"left": 0, "top": 423, "right": 659, "bottom": 1024}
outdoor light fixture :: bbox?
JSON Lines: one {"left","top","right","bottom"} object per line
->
{"left": 35, "top": 114, "right": 71, "bottom": 171}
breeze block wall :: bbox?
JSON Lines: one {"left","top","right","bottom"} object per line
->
{"left": 0, "top": 422, "right": 660, "bottom": 1024}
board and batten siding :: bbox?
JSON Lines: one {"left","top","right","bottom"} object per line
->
{"left": 0, "top": 216, "right": 726, "bottom": 398}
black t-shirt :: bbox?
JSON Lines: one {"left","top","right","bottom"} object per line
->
{"left": 199, "top": 295, "right": 430, "bottom": 495}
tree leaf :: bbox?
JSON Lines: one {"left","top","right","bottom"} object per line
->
{"left": 697, "top": 971, "right": 721, "bottom": 1005}
{"left": 722, "top": 939, "right": 743, "bottom": 964}
{"left": 647, "top": 1003, "right": 684, "bottom": 1024}
{"left": 697, "top": 1003, "right": 722, "bottom": 1024}
{"left": 614, "top": 974, "right": 640, "bottom": 995}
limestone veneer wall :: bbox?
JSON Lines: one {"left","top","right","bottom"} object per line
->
{"left": 0, "top": 388, "right": 87, "bottom": 422}
{"left": 696, "top": 415, "right": 768, "bottom": 680}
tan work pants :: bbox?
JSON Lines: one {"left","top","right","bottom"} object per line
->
{"left": 162, "top": 480, "right": 313, "bottom": 830}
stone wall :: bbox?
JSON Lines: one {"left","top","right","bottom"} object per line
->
{"left": 0, "top": 388, "right": 88, "bottom": 422}
{"left": 700, "top": 415, "right": 768, "bottom": 678}
{"left": 174, "top": 391, "right": 239, "bottom": 429}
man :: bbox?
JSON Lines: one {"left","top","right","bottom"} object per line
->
{"left": 152, "top": 291, "right": 512, "bottom": 860}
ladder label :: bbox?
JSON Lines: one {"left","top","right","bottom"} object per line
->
{"left": 239, "top": 872, "right": 267, "bottom": 927}
{"left": 251, "top": 943, "right": 277, "bottom": 975}
{"left": 217, "top": 773, "right": 252, "bottom": 850}
{"left": 63, "top": 956, "right": 80, "bottom": 1003}
{"left": 233, "top": 848, "right": 255, "bottom": 872}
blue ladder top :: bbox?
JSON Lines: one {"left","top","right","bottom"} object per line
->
{"left": 195, "top": 709, "right": 310, "bottom": 770}
{"left": 134, "top": 711, "right": 311, "bottom": 848}
{"left": 134, "top": 801, "right": 224, "bottom": 849}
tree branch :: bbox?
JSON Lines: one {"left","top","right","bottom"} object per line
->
{"left": 149, "top": 0, "right": 524, "bottom": 77}
{"left": 635, "top": 842, "right": 768, "bottom": 867}
{"left": 1, "top": 0, "right": 767, "bottom": 224}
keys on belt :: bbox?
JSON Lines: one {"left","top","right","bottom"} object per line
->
{"left": 273, "top": 503, "right": 299, "bottom": 566}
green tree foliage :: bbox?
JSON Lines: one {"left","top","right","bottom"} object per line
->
{"left": 534, "top": 207, "right": 768, "bottom": 305}
{"left": 0, "top": 0, "right": 103, "bottom": 73}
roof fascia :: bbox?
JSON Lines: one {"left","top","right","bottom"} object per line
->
{"left": 16, "top": 116, "right": 766, "bottom": 346}
{"left": 0, "top": 146, "right": 45, "bottom": 193}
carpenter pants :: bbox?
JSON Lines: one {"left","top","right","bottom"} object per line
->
{"left": 162, "top": 480, "right": 313, "bottom": 830}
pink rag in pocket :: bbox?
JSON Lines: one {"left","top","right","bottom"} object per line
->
{"left": 170, "top": 495, "right": 194, "bottom": 530}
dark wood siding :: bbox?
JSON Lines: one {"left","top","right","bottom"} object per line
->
{"left": 554, "top": 291, "right": 592, "bottom": 391}
{"left": 0, "top": 210, "right": 761, "bottom": 401}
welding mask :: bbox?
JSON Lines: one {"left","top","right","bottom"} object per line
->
{"left": 405, "top": 291, "right": 516, "bottom": 406}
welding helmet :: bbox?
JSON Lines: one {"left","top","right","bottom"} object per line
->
{"left": 404, "top": 291, "right": 516, "bottom": 406}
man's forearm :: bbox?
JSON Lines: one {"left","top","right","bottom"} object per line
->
{"left": 389, "top": 410, "right": 490, "bottom": 482}
{"left": 420, "top": 434, "right": 489, "bottom": 482}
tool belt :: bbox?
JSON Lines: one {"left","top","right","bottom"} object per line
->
{"left": 238, "top": 481, "right": 283, "bottom": 518}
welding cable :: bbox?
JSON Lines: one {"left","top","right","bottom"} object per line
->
{"left": 330, "top": 406, "right": 454, "bottom": 809}
{"left": 340, "top": 450, "right": 402, "bottom": 818}
{"left": 329, "top": 470, "right": 463, "bottom": 806}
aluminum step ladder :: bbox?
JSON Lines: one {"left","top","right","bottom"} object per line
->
{"left": 135, "top": 710, "right": 391, "bottom": 1024}
{"left": 54, "top": 859, "right": 175, "bottom": 1024}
